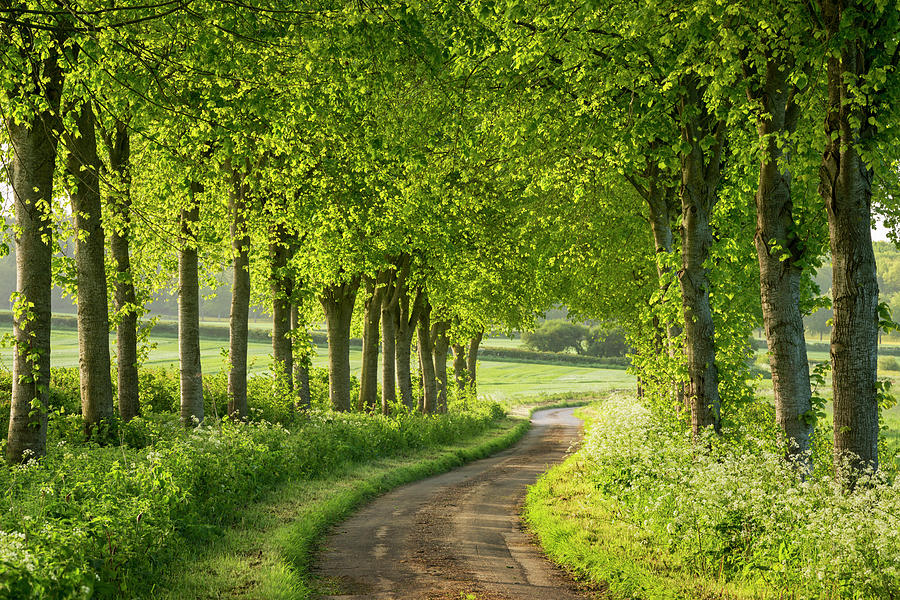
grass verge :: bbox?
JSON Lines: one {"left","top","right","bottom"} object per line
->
{"left": 522, "top": 403, "right": 759, "bottom": 600}
{"left": 524, "top": 455, "right": 761, "bottom": 600}
{"left": 152, "top": 416, "right": 530, "bottom": 599}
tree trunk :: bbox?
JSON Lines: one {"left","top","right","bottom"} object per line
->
{"left": 750, "top": 55, "right": 813, "bottom": 461}
{"left": 321, "top": 278, "right": 360, "bottom": 412}
{"left": 179, "top": 190, "right": 204, "bottom": 426}
{"left": 397, "top": 285, "right": 424, "bottom": 410}
{"left": 466, "top": 328, "right": 484, "bottom": 394}
{"left": 227, "top": 170, "right": 250, "bottom": 419}
{"left": 432, "top": 321, "right": 450, "bottom": 413}
{"left": 418, "top": 300, "right": 437, "bottom": 414}
{"left": 380, "top": 258, "right": 409, "bottom": 413}
{"left": 677, "top": 78, "right": 724, "bottom": 436}
{"left": 381, "top": 303, "right": 398, "bottom": 413}
{"left": 65, "top": 102, "right": 114, "bottom": 438}
{"left": 291, "top": 304, "right": 311, "bottom": 410}
{"left": 271, "top": 225, "right": 293, "bottom": 393}
{"left": 820, "top": 0, "right": 881, "bottom": 477}
{"left": 359, "top": 272, "right": 388, "bottom": 411}
{"left": 5, "top": 49, "right": 64, "bottom": 463}
{"left": 107, "top": 121, "right": 140, "bottom": 423}
{"left": 630, "top": 153, "right": 685, "bottom": 411}
{"left": 452, "top": 344, "right": 467, "bottom": 391}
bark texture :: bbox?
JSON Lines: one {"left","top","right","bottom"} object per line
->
{"left": 66, "top": 103, "right": 114, "bottom": 438}
{"left": 432, "top": 320, "right": 451, "bottom": 413}
{"left": 6, "top": 47, "right": 64, "bottom": 463}
{"left": 466, "top": 329, "right": 484, "bottom": 395}
{"left": 677, "top": 78, "right": 724, "bottom": 436}
{"left": 397, "top": 285, "right": 424, "bottom": 410}
{"left": 452, "top": 344, "right": 468, "bottom": 391}
{"left": 820, "top": 0, "right": 882, "bottom": 476}
{"left": 358, "top": 272, "right": 388, "bottom": 411}
{"left": 271, "top": 224, "right": 293, "bottom": 393}
{"left": 321, "top": 278, "right": 361, "bottom": 412}
{"left": 179, "top": 192, "right": 204, "bottom": 426}
{"left": 417, "top": 300, "right": 437, "bottom": 414}
{"left": 227, "top": 171, "right": 250, "bottom": 419}
{"left": 291, "top": 304, "right": 311, "bottom": 410}
{"left": 749, "top": 55, "right": 813, "bottom": 460}
{"left": 106, "top": 121, "right": 139, "bottom": 423}
{"left": 628, "top": 153, "right": 684, "bottom": 409}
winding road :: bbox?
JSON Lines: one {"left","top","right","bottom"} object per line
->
{"left": 312, "top": 406, "right": 590, "bottom": 600}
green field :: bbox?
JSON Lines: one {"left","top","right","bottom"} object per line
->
{"left": 0, "top": 329, "right": 634, "bottom": 401}
{"left": 754, "top": 348, "right": 900, "bottom": 457}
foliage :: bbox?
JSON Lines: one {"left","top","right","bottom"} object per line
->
{"left": 478, "top": 347, "right": 629, "bottom": 369}
{"left": 522, "top": 321, "right": 589, "bottom": 354}
{"left": 527, "top": 395, "right": 900, "bottom": 599}
{"left": 880, "top": 356, "right": 900, "bottom": 372}
{"left": 0, "top": 401, "right": 507, "bottom": 599}
{"left": 522, "top": 320, "right": 629, "bottom": 358}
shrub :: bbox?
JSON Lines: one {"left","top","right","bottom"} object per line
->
{"left": 522, "top": 320, "right": 590, "bottom": 354}
{"left": 584, "top": 326, "right": 629, "bottom": 357}
{"left": 0, "top": 401, "right": 508, "bottom": 599}
{"left": 880, "top": 356, "right": 900, "bottom": 372}
{"left": 570, "top": 394, "right": 900, "bottom": 598}
{"left": 522, "top": 320, "right": 630, "bottom": 358}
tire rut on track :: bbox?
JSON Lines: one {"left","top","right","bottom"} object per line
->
{"left": 311, "top": 407, "right": 595, "bottom": 600}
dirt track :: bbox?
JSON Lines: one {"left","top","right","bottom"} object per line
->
{"left": 312, "top": 407, "right": 591, "bottom": 600}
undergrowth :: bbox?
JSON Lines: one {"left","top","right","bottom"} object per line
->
{"left": 525, "top": 394, "right": 900, "bottom": 600}
{"left": 0, "top": 366, "right": 507, "bottom": 600}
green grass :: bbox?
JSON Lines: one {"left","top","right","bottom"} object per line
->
{"left": 524, "top": 453, "right": 761, "bottom": 600}
{"left": 0, "top": 329, "right": 634, "bottom": 401}
{"left": 150, "top": 416, "right": 530, "bottom": 600}
{"left": 478, "top": 360, "right": 633, "bottom": 399}
{"left": 526, "top": 397, "right": 900, "bottom": 599}
{"left": 523, "top": 402, "right": 763, "bottom": 600}
{"left": 480, "top": 335, "right": 526, "bottom": 349}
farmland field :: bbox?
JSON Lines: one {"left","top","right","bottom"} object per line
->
{"left": 0, "top": 326, "right": 633, "bottom": 402}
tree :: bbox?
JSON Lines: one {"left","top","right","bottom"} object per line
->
{"left": 179, "top": 185, "right": 204, "bottom": 426}
{"left": 103, "top": 119, "right": 140, "bottom": 423}
{"left": 3, "top": 20, "right": 67, "bottom": 462}
{"left": 522, "top": 320, "right": 590, "bottom": 354}
{"left": 227, "top": 166, "right": 251, "bottom": 419}
{"left": 817, "top": 0, "right": 900, "bottom": 478}
{"left": 417, "top": 296, "right": 438, "bottom": 413}
{"left": 358, "top": 270, "right": 389, "bottom": 410}
{"left": 732, "top": 2, "right": 826, "bottom": 461}
{"left": 320, "top": 276, "right": 360, "bottom": 412}
{"left": 64, "top": 101, "right": 115, "bottom": 438}
{"left": 270, "top": 216, "right": 294, "bottom": 400}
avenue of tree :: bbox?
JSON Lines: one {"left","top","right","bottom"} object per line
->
{"left": 2, "top": 0, "right": 899, "bottom": 487}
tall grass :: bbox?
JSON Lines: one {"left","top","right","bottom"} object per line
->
{"left": 526, "top": 394, "right": 900, "bottom": 599}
